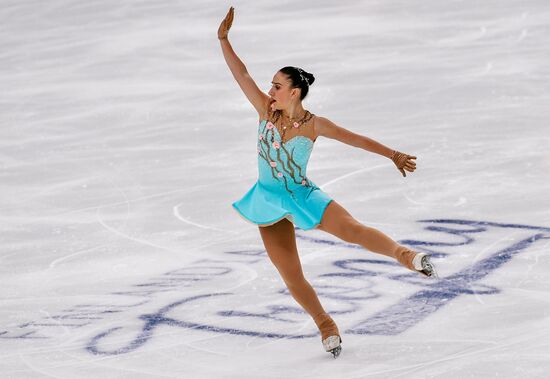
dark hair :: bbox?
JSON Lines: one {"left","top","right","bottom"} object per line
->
{"left": 279, "top": 66, "right": 315, "bottom": 100}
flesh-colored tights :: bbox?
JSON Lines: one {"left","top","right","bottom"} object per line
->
{"left": 258, "top": 217, "right": 416, "bottom": 340}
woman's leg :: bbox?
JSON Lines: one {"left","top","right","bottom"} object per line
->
{"left": 258, "top": 218, "right": 339, "bottom": 341}
{"left": 258, "top": 217, "right": 326, "bottom": 318}
{"left": 316, "top": 200, "right": 417, "bottom": 271}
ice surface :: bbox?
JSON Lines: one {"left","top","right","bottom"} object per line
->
{"left": 1, "top": 0, "right": 549, "bottom": 378}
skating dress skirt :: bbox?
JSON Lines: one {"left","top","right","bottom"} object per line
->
{"left": 232, "top": 118, "right": 333, "bottom": 230}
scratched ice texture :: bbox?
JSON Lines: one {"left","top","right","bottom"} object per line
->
{"left": 1, "top": 0, "right": 549, "bottom": 378}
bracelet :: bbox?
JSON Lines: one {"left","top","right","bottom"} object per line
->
{"left": 391, "top": 151, "right": 408, "bottom": 167}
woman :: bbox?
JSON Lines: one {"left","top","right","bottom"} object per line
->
{"left": 218, "top": 7, "right": 436, "bottom": 358}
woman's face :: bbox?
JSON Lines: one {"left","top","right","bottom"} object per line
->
{"left": 268, "top": 71, "right": 299, "bottom": 111}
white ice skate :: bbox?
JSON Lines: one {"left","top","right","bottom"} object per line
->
{"left": 412, "top": 253, "right": 438, "bottom": 278}
{"left": 322, "top": 335, "right": 342, "bottom": 358}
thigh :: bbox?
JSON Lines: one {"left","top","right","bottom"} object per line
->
{"left": 258, "top": 218, "right": 304, "bottom": 280}
{"left": 316, "top": 200, "right": 361, "bottom": 241}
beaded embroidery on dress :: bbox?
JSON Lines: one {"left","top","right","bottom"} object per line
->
{"left": 258, "top": 109, "right": 316, "bottom": 198}
{"left": 232, "top": 107, "right": 333, "bottom": 230}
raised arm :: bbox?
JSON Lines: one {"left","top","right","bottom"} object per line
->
{"left": 218, "top": 7, "right": 269, "bottom": 117}
{"left": 315, "top": 116, "right": 417, "bottom": 177}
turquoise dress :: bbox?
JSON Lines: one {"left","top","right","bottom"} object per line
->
{"left": 232, "top": 116, "right": 333, "bottom": 230}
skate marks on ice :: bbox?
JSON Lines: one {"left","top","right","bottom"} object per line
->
{"left": 1, "top": 219, "right": 548, "bottom": 355}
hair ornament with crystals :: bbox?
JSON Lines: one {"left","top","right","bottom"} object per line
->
{"left": 297, "top": 67, "right": 310, "bottom": 86}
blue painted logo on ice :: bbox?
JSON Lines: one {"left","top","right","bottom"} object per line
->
{"left": 1, "top": 219, "right": 548, "bottom": 356}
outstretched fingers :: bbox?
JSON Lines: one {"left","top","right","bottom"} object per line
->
{"left": 218, "top": 7, "right": 235, "bottom": 39}
{"left": 230, "top": 7, "right": 235, "bottom": 25}
{"left": 404, "top": 162, "right": 416, "bottom": 171}
{"left": 226, "top": 6, "right": 234, "bottom": 29}
{"left": 404, "top": 156, "right": 416, "bottom": 171}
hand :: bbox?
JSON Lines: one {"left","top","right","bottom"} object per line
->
{"left": 218, "top": 6, "right": 234, "bottom": 40}
{"left": 391, "top": 150, "right": 417, "bottom": 177}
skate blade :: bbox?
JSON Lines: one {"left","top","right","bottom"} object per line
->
{"left": 330, "top": 345, "right": 342, "bottom": 358}
{"left": 417, "top": 254, "right": 439, "bottom": 279}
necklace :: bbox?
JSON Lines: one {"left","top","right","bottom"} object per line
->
{"left": 273, "top": 110, "right": 313, "bottom": 142}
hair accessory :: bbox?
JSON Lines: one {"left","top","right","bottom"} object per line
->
{"left": 296, "top": 68, "right": 309, "bottom": 86}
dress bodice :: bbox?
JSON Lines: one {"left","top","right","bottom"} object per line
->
{"left": 232, "top": 111, "right": 332, "bottom": 230}
{"left": 256, "top": 118, "right": 319, "bottom": 199}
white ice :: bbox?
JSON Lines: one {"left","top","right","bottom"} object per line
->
{"left": 1, "top": 0, "right": 550, "bottom": 378}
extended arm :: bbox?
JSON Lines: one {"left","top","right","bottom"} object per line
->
{"left": 218, "top": 7, "right": 269, "bottom": 116}
{"left": 315, "top": 116, "right": 417, "bottom": 177}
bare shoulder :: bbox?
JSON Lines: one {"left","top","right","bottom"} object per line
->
{"left": 313, "top": 115, "right": 339, "bottom": 139}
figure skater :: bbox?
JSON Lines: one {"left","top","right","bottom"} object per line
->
{"left": 218, "top": 7, "right": 437, "bottom": 358}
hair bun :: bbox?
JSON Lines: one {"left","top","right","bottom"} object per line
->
{"left": 304, "top": 72, "right": 315, "bottom": 86}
